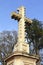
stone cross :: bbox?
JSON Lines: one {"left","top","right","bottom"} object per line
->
{"left": 11, "top": 6, "right": 32, "bottom": 53}
{"left": 4, "top": 7, "right": 39, "bottom": 65}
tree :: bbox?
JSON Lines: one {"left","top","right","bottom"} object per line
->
{"left": 0, "top": 31, "right": 17, "bottom": 65}
{"left": 25, "top": 19, "right": 43, "bottom": 54}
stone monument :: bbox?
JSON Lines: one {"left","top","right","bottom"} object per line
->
{"left": 5, "top": 6, "right": 40, "bottom": 65}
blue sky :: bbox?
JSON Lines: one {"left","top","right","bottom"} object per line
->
{"left": 0, "top": 0, "right": 43, "bottom": 32}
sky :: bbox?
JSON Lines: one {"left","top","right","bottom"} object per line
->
{"left": 0, "top": 0, "right": 43, "bottom": 32}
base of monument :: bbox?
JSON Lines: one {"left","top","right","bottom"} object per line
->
{"left": 5, "top": 51, "right": 40, "bottom": 65}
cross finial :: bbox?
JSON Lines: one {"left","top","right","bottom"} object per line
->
{"left": 11, "top": 6, "right": 32, "bottom": 53}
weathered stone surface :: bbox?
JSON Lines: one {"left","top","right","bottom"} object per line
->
{"left": 5, "top": 52, "right": 39, "bottom": 65}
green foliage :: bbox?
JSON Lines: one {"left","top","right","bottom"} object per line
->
{"left": 25, "top": 19, "right": 43, "bottom": 54}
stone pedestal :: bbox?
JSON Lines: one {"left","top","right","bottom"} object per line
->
{"left": 13, "top": 43, "right": 29, "bottom": 54}
{"left": 5, "top": 52, "right": 39, "bottom": 65}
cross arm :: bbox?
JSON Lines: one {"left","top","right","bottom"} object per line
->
{"left": 11, "top": 12, "right": 32, "bottom": 24}
{"left": 25, "top": 17, "right": 32, "bottom": 24}
{"left": 11, "top": 12, "right": 21, "bottom": 21}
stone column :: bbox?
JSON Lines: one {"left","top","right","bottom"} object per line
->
{"left": 18, "top": 6, "right": 25, "bottom": 44}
